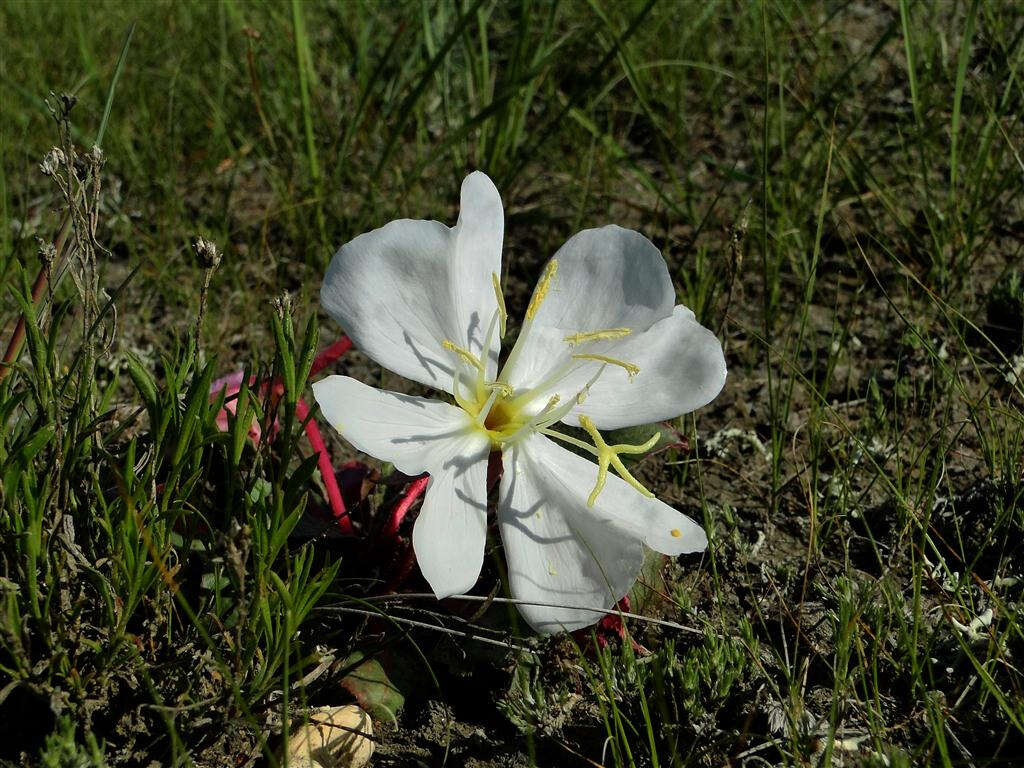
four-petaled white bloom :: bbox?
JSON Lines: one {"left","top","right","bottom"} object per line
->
{"left": 313, "top": 172, "right": 726, "bottom": 633}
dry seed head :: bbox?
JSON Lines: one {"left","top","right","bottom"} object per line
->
{"left": 59, "top": 91, "right": 77, "bottom": 116}
{"left": 273, "top": 292, "right": 294, "bottom": 318}
{"left": 37, "top": 240, "right": 58, "bottom": 266}
{"left": 39, "top": 147, "right": 65, "bottom": 176}
{"left": 192, "top": 236, "right": 221, "bottom": 269}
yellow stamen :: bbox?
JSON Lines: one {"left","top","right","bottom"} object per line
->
{"left": 670, "top": 528, "right": 681, "bottom": 538}
{"left": 572, "top": 353, "right": 640, "bottom": 380}
{"left": 491, "top": 272, "right": 507, "bottom": 337}
{"left": 525, "top": 259, "right": 558, "bottom": 321}
{"left": 563, "top": 328, "right": 631, "bottom": 347}
{"left": 577, "top": 415, "right": 659, "bottom": 507}
{"left": 443, "top": 339, "right": 483, "bottom": 371}
{"left": 450, "top": 367, "right": 474, "bottom": 413}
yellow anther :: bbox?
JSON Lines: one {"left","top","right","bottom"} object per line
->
{"left": 670, "top": 528, "right": 681, "bottom": 538}
{"left": 563, "top": 328, "right": 631, "bottom": 347}
{"left": 577, "top": 415, "right": 660, "bottom": 507}
{"left": 572, "top": 353, "right": 640, "bottom": 380}
{"left": 572, "top": 365, "right": 608, "bottom": 407}
{"left": 491, "top": 272, "right": 507, "bottom": 337}
{"left": 525, "top": 258, "right": 558, "bottom": 321}
{"left": 443, "top": 339, "right": 483, "bottom": 371}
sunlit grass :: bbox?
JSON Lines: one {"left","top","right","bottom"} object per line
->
{"left": 2, "top": 1, "right": 1023, "bottom": 766}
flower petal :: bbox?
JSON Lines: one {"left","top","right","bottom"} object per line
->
{"left": 567, "top": 305, "right": 727, "bottom": 429}
{"left": 453, "top": 171, "right": 504, "bottom": 376}
{"left": 312, "top": 375, "right": 472, "bottom": 476}
{"left": 320, "top": 172, "right": 504, "bottom": 392}
{"left": 500, "top": 225, "right": 677, "bottom": 400}
{"left": 501, "top": 304, "right": 725, "bottom": 430}
{"left": 498, "top": 433, "right": 705, "bottom": 633}
{"left": 321, "top": 219, "right": 458, "bottom": 391}
{"left": 412, "top": 432, "right": 492, "bottom": 598}
{"left": 314, "top": 375, "right": 493, "bottom": 598}
{"left": 529, "top": 225, "right": 675, "bottom": 331}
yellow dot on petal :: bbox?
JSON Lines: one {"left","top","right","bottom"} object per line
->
{"left": 670, "top": 528, "right": 682, "bottom": 538}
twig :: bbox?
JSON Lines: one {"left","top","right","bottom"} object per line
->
{"left": 354, "top": 593, "right": 706, "bottom": 634}
{"left": 321, "top": 605, "right": 533, "bottom": 653}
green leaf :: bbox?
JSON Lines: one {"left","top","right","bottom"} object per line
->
{"left": 124, "top": 353, "right": 160, "bottom": 427}
{"left": 340, "top": 651, "right": 405, "bottom": 724}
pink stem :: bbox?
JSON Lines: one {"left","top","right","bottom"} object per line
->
{"left": 310, "top": 336, "right": 352, "bottom": 377}
{"left": 296, "top": 396, "right": 354, "bottom": 536}
{"left": 383, "top": 475, "right": 429, "bottom": 542}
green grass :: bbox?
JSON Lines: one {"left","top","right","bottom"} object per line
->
{"left": 3, "top": 0, "right": 1024, "bottom": 766}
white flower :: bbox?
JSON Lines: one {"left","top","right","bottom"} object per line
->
{"left": 313, "top": 172, "right": 726, "bottom": 633}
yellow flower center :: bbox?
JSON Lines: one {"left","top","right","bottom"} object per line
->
{"left": 482, "top": 398, "right": 518, "bottom": 432}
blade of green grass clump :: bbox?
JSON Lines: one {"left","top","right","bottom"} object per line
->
{"left": 582, "top": 0, "right": 691, "bottom": 214}
{"left": 0, "top": 139, "right": 8, "bottom": 277}
{"left": 291, "top": 0, "right": 327, "bottom": 256}
{"left": 502, "top": 0, "right": 658, "bottom": 187}
{"left": 897, "top": 0, "right": 921, "bottom": 130}
{"left": 334, "top": 18, "right": 411, "bottom": 168}
{"left": 759, "top": 0, "right": 781, "bottom": 517}
{"left": 949, "top": 0, "right": 979, "bottom": 190}
{"left": 96, "top": 22, "right": 135, "bottom": 147}
{"left": 373, "top": 0, "right": 489, "bottom": 179}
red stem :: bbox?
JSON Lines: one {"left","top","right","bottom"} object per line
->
{"left": 296, "top": 396, "right": 353, "bottom": 536}
{"left": 383, "top": 475, "right": 429, "bottom": 542}
{"left": 1, "top": 224, "right": 70, "bottom": 381}
{"left": 244, "top": 338, "right": 355, "bottom": 534}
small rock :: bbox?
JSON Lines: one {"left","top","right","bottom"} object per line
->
{"left": 282, "top": 705, "right": 375, "bottom": 768}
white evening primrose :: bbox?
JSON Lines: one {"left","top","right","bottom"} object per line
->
{"left": 313, "top": 172, "right": 726, "bottom": 633}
